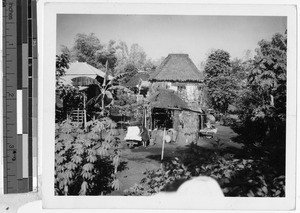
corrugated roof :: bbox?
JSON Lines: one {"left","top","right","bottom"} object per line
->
{"left": 65, "top": 61, "right": 112, "bottom": 79}
{"left": 149, "top": 54, "right": 204, "bottom": 83}
{"left": 61, "top": 61, "right": 113, "bottom": 85}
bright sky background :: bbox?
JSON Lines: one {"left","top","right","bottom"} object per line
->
{"left": 57, "top": 15, "right": 286, "bottom": 67}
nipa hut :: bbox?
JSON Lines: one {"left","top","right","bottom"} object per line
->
{"left": 58, "top": 61, "right": 113, "bottom": 123}
{"left": 149, "top": 54, "right": 206, "bottom": 143}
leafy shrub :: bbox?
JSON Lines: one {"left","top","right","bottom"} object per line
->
{"left": 55, "top": 118, "right": 121, "bottom": 195}
{"left": 124, "top": 158, "right": 191, "bottom": 196}
{"left": 199, "top": 157, "right": 285, "bottom": 197}
{"left": 56, "top": 85, "right": 83, "bottom": 123}
{"left": 181, "top": 144, "right": 285, "bottom": 197}
{"left": 222, "top": 114, "right": 238, "bottom": 126}
{"left": 124, "top": 143, "right": 285, "bottom": 197}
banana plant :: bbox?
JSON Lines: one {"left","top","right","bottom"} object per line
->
{"left": 86, "top": 60, "right": 131, "bottom": 117}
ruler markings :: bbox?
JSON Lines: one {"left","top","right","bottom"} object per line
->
{"left": 22, "top": 45, "right": 28, "bottom": 87}
{"left": 28, "top": 58, "right": 32, "bottom": 76}
{"left": 22, "top": 0, "right": 28, "bottom": 43}
{"left": 22, "top": 134, "right": 29, "bottom": 178}
{"left": 17, "top": 135, "right": 22, "bottom": 179}
{"left": 22, "top": 88, "right": 28, "bottom": 133}
{"left": 28, "top": 19, "right": 32, "bottom": 57}
{"left": 16, "top": 0, "right": 22, "bottom": 90}
{"left": 3, "top": 0, "right": 37, "bottom": 194}
{"left": 17, "top": 90, "right": 22, "bottom": 134}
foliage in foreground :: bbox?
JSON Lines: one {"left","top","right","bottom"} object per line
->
{"left": 124, "top": 144, "right": 285, "bottom": 197}
{"left": 55, "top": 118, "right": 121, "bottom": 195}
{"left": 234, "top": 32, "right": 287, "bottom": 146}
{"left": 124, "top": 158, "right": 191, "bottom": 196}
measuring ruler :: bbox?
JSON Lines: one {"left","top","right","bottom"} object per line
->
{"left": 2, "top": 0, "right": 38, "bottom": 194}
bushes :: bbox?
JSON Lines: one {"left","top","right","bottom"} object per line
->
{"left": 124, "top": 143, "right": 285, "bottom": 197}
{"left": 56, "top": 85, "right": 83, "bottom": 123}
{"left": 199, "top": 157, "right": 285, "bottom": 197}
{"left": 124, "top": 158, "right": 191, "bottom": 196}
{"left": 55, "top": 118, "right": 121, "bottom": 195}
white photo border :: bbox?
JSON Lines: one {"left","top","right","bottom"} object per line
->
{"left": 38, "top": 0, "right": 298, "bottom": 210}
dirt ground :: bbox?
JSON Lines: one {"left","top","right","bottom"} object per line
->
{"left": 110, "top": 123, "right": 243, "bottom": 195}
{"left": 198, "top": 123, "right": 244, "bottom": 149}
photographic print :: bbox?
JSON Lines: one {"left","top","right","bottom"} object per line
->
{"left": 55, "top": 13, "right": 288, "bottom": 197}
{"left": 39, "top": 1, "right": 297, "bottom": 210}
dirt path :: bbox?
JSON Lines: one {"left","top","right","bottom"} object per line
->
{"left": 109, "top": 142, "right": 182, "bottom": 195}
{"left": 109, "top": 146, "right": 159, "bottom": 195}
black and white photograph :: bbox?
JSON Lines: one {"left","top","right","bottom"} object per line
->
{"left": 55, "top": 13, "right": 288, "bottom": 197}
{"left": 37, "top": 0, "right": 298, "bottom": 210}
{"left": 1, "top": 0, "right": 298, "bottom": 212}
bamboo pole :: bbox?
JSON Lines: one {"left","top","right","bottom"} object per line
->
{"left": 83, "top": 94, "right": 87, "bottom": 130}
{"left": 144, "top": 108, "right": 147, "bottom": 128}
{"left": 161, "top": 128, "right": 166, "bottom": 161}
{"left": 77, "top": 108, "right": 80, "bottom": 122}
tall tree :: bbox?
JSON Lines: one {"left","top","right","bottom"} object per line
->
{"left": 204, "top": 49, "right": 237, "bottom": 114}
{"left": 72, "top": 33, "right": 103, "bottom": 68}
{"left": 235, "top": 32, "right": 287, "bottom": 145}
{"left": 96, "top": 40, "right": 118, "bottom": 76}
{"left": 56, "top": 53, "right": 70, "bottom": 84}
{"left": 120, "top": 63, "right": 139, "bottom": 84}
{"left": 128, "top": 43, "right": 147, "bottom": 70}
{"left": 114, "top": 41, "right": 130, "bottom": 75}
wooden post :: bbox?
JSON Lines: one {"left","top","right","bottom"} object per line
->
{"left": 161, "top": 128, "right": 166, "bottom": 161}
{"left": 150, "top": 108, "right": 153, "bottom": 130}
{"left": 144, "top": 108, "right": 147, "bottom": 128}
{"left": 83, "top": 94, "right": 87, "bottom": 130}
{"left": 77, "top": 108, "right": 80, "bottom": 122}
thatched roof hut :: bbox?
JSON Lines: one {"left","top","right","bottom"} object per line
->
{"left": 149, "top": 89, "right": 188, "bottom": 109}
{"left": 149, "top": 54, "right": 204, "bottom": 83}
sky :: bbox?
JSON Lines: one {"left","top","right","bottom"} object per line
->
{"left": 56, "top": 14, "right": 286, "bottom": 67}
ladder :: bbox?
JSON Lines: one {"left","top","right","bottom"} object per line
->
{"left": 69, "top": 108, "right": 85, "bottom": 123}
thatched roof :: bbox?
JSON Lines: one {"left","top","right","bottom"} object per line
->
{"left": 149, "top": 89, "right": 188, "bottom": 109}
{"left": 149, "top": 54, "right": 204, "bottom": 83}
{"left": 124, "top": 71, "right": 150, "bottom": 87}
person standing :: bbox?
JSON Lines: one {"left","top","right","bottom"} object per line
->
{"left": 140, "top": 125, "right": 150, "bottom": 147}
